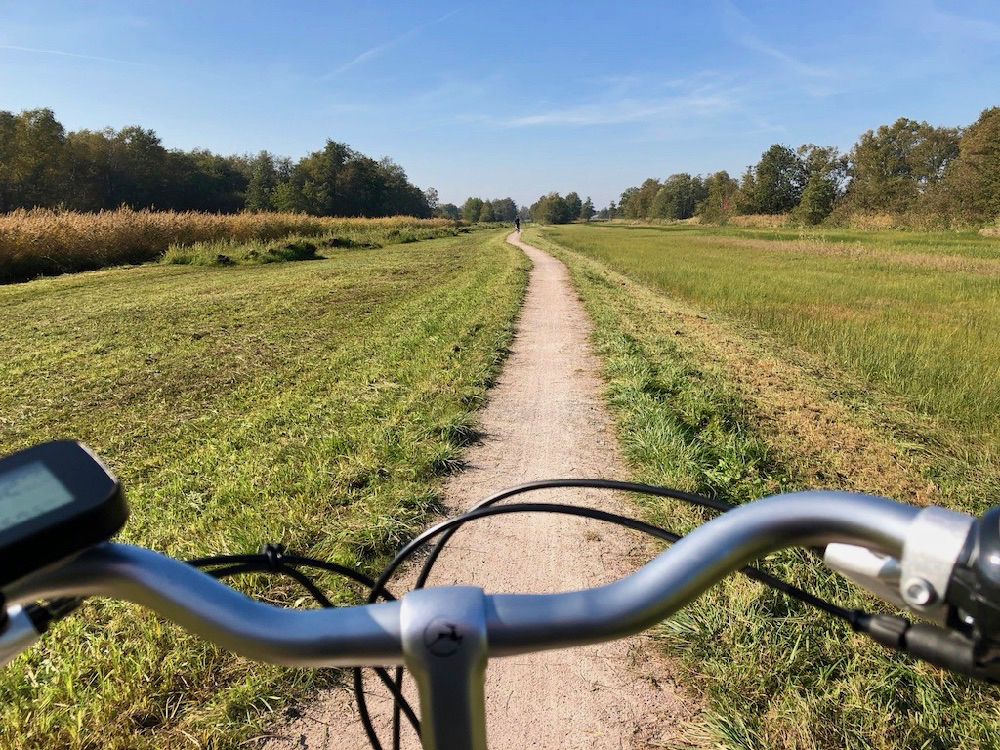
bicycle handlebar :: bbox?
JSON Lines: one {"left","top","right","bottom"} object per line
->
{"left": 3, "top": 490, "right": 922, "bottom": 667}
{"left": 7, "top": 485, "right": 1000, "bottom": 750}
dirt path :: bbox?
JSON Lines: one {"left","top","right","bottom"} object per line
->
{"left": 263, "top": 233, "right": 696, "bottom": 749}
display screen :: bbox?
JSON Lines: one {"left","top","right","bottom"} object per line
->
{"left": 0, "top": 460, "right": 75, "bottom": 530}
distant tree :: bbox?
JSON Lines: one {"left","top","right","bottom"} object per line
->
{"left": 478, "top": 201, "right": 496, "bottom": 222}
{"left": 489, "top": 197, "right": 518, "bottom": 222}
{"left": 649, "top": 186, "right": 671, "bottom": 220}
{"left": 942, "top": 106, "right": 1000, "bottom": 223}
{"left": 461, "top": 197, "right": 485, "bottom": 222}
{"left": 740, "top": 144, "right": 806, "bottom": 214}
{"left": 581, "top": 196, "right": 595, "bottom": 221}
{"left": 270, "top": 155, "right": 309, "bottom": 213}
{"left": 244, "top": 151, "right": 278, "bottom": 212}
{"left": 619, "top": 187, "right": 641, "bottom": 218}
{"left": 3, "top": 108, "right": 67, "bottom": 209}
{"left": 607, "top": 199, "right": 618, "bottom": 218}
{"left": 792, "top": 145, "right": 848, "bottom": 225}
{"left": 62, "top": 128, "right": 115, "bottom": 211}
{"left": 696, "top": 171, "right": 739, "bottom": 223}
{"left": 842, "top": 118, "right": 960, "bottom": 215}
{"left": 638, "top": 178, "right": 662, "bottom": 219}
{"left": 564, "top": 191, "right": 583, "bottom": 221}
{"left": 682, "top": 173, "right": 707, "bottom": 218}
{"left": 424, "top": 186, "right": 439, "bottom": 211}
{"left": 436, "top": 202, "right": 461, "bottom": 220}
{"left": 174, "top": 149, "right": 246, "bottom": 212}
{"left": 530, "top": 192, "right": 571, "bottom": 224}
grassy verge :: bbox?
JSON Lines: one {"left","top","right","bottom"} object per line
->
{"left": 525, "top": 226, "right": 1000, "bottom": 750}
{"left": 0, "top": 229, "right": 528, "bottom": 749}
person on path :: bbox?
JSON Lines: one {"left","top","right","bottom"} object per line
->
{"left": 515, "top": 215, "right": 521, "bottom": 232}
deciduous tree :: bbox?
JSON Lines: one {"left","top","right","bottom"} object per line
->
{"left": 942, "top": 106, "right": 1000, "bottom": 222}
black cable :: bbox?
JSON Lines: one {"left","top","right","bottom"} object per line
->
{"left": 317, "top": 480, "right": 731, "bottom": 750}
{"left": 401, "top": 478, "right": 732, "bottom": 595}
{"left": 281, "top": 555, "right": 386, "bottom": 596}
{"left": 186, "top": 551, "right": 420, "bottom": 746}
{"left": 360, "top": 485, "right": 724, "bottom": 750}
{"left": 190, "top": 553, "right": 385, "bottom": 596}
{"left": 364, "top": 486, "right": 856, "bottom": 750}
{"left": 450, "top": 502, "right": 853, "bottom": 622}
{"left": 185, "top": 481, "right": 864, "bottom": 750}
{"left": 373, "top": 501, "right": 702, "bottom": 604}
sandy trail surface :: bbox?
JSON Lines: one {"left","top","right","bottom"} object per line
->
{"left": 263, "top": 232, "right": 695, "bottom": 749}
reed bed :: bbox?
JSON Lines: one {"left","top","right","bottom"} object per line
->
{"left": 727, "top": 213, "right": 791, "bottom": 228}
{"left": 0, "top": 208, "right": 458, "bottom": 283}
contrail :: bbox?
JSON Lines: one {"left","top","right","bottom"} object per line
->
{"left": 321, "top": 7, "right": 463, "bottom": 80}
{"left": 0, "top": 44, "right": 153, "bottom": 67}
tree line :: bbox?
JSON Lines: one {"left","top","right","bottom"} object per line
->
{"left": 451, "top": 196, "right": 520, "bottom": 223}
{"left": 596, "top": 106, "right": 1000, "bottom": 227}
{"left": 0, "top": 108, "right": 433, "bottom": 218}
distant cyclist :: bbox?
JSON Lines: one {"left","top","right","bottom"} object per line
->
{"left": 515, "top": 215, "right": 521, "bottom": 232}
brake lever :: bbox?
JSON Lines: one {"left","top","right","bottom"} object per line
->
{"left": 856, "top": 612, "right": 1000, "bottom": 683}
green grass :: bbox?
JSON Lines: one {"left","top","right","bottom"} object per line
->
{"left": 0, "top": 228, "right": 528, "bottom": 749}
{"left": 539, "top": 223, "right": 1000, "bottom": 454}
{"left": 162, "top": 224, "right": 469, "bottom": 266}
{"left": 525, "top": 225, "right": 1000, "bottom": 750}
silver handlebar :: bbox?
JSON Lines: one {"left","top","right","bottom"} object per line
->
{"left": 4, "top": 490, "right": 923, "bottom": 665}
{"left": 3, "top": 489, "right": 974, "bottom": 750}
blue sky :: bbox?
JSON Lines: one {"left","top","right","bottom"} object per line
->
{"left": 2, "top": 1, "right": 1000, "bottom": 209}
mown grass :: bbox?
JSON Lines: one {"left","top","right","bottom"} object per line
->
{"left": 525, "top": 226, "right": 1000, "bottom": 750}
{"left": 539, "top": 223, "right": 1000, "bottom": 454}
{"left": 0, "top": 228, "right": 528, "bottom": 749}
{"left": 0, "top": 208, "right": 463, "bottom": 283}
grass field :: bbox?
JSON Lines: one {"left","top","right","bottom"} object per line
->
{"left": 525, "top": 224, "right": 1000, "bottom": 750}
{"left": 0, "top": 227, "right": 528, "bottom": 749}
{"left": 539, "top": 223, "right": 1000, "bottom": 454}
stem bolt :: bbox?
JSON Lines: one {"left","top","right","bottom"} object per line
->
{"left": 902, "top": 577, "right": 937, "bottom": 607}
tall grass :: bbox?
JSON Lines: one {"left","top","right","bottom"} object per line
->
{"left": 0, "top": 208, "right": 461, "bottom": 283}
{"left": 539, "top": 223, "right": 1000, "bottom": 452}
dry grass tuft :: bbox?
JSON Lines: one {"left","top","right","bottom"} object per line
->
{"left": 728, "top": 213, "right": 790, "bottom": 228}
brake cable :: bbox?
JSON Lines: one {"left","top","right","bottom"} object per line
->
{"left": 186, "top": 479, "right": 915, "bottom": 750}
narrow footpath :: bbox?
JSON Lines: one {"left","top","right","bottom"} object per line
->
{"left": 264, "top": 232, "right": 696, "bottom": 749}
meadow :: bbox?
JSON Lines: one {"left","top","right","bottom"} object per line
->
{"left": 526, "top": 223, "right": 1000, "bottom": 749}
{"left": 540, "top": 223, "right": 1000, "bottom": 453}
{"left": 0, "top": 227, "right": 527, "bottom": 749}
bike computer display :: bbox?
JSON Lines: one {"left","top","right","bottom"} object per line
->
{"left": 0, "top": 441, "right": 127, "bottom": 588}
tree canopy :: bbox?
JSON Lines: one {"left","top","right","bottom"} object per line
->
{"left": 604, "top": 106, "right": 998, "bottom": 227}
{"left": 0, "top": 108, "right": 431, "bottom": 218}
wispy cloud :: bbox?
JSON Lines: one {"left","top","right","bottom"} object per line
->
{"left": 321, "top": 7, "right": 462, "bottom": 80}
{"left": 717, "top": 0, "right": 839, "bottom": 81}
{"left": 487, "top": 74, "right": 741, "bottom": 129}
{"left": 502, "top": 94, "right": 734, "bottom": 128}
{"left": 0, "top": 44, "right": 151, "bottom": 67}
{"left": 891, "top": 0, "right": 1000, "bottom": 45}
